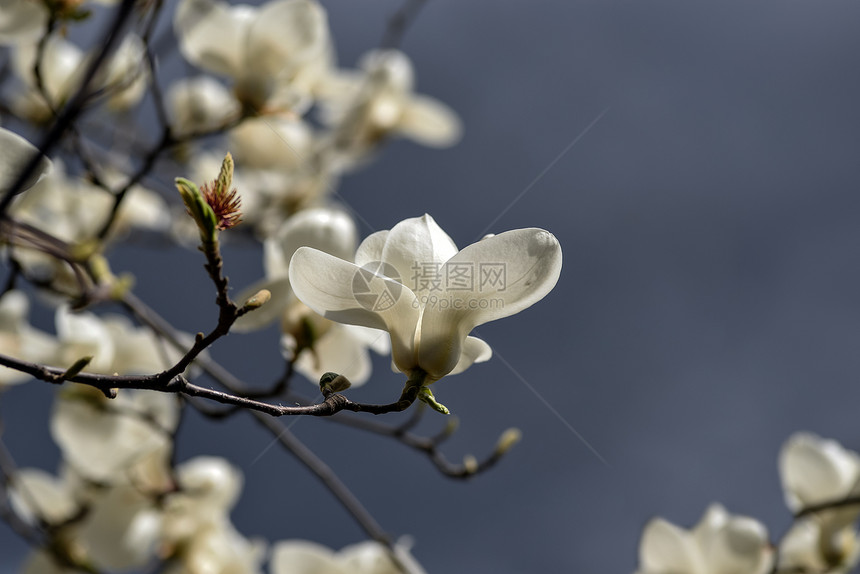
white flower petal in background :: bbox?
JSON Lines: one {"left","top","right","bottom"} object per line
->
{"left": 0, "top": 0, "right": 48, "bottom": 45}
{"left": 167, "top": 76, "right": 241, "bottom": 136}
{"left": 12, "top": 35, "right": 84, "bottom": 120}
{"left": 398, "top": 95, "right": 462, "bottom": 148}
{"left": 51, "top": 387, "right": 179, "bottom": 483}
{"left": 0, "top": 127, "right": 52, "bottom": 195}
{"left": 9, "top": 468, "right": 79, "bottom": 526}
{"left": 174, "top": 0, "right": 253, "bottom": 77}
{"left": 0, "top": 290, "right": 60, "bottom": 385}
{"left": 271, "top": 539, "right": 426, "bottom": 574}
{"left": 636, "top": 504, "right": 772, "bottom": 574}
{"left": 228, "top": 115, "right": 313, "bottom": 172}
{"left": 780, "top": 432, "right": 860, "bottom": 510}
{"left": 74, "top": 485, "right": 161, "bottom": 571}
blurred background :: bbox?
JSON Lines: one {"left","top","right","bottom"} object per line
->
{"left": 4, "top": 0, "right": 860, "bottom": 571}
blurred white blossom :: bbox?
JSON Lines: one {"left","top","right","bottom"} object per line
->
{"left": 174, "top": 0, "right": 331, "bottom": 112}
{"left": 636, "top": 504, "right": 772, "bottom": 574}
{"left": 271, "top": 539, "right": 426, "bottom": 574}
{"left": 776, "top": 433, "right": 860, "bottom": 572}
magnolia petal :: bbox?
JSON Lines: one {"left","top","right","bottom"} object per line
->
{"left": 167, "top": 76, "right": 240, "bottom": 136}
{"left": 447, "top": 336, "right": 492, "bottom": 376}
{"left": 399, "top": 95, "right": 462, "bottom": 148}
{"left": 0, "top": 127, "right": 52, "bottom": 195}
{"left": 174, "top": 0, "right": 252, "bottom": 77}
{"left": 416, "top": 228, "right": 560, "bottom": 378}
{"left": 269, "top": 208, "right": 358, "bottom": 277}
{"left": 780, "top": 432, "right": 860, "bottom": 510}
{"left": 9, "top": 468, "right": 78, "bottom": 525}
{"left": 639, "top": 517, "right": 699, "bottom": 572}
{"left": 355, "top": 230, "right": 389, "bottom": 267}
{"left": 338, "top": 540, "right": 424, "bottom": 574}
{"left": 360, "top": 50, "right": 414, "bottom": 92}
{"left": 289, "top": 247, "right": 420, "bottom": 373}
{"left": 55, "top": 307, "right": 115, "bottom": 373}
{"left": 294, "top": 324, "right": 373, "bottom": 386}
{"left": 232, "top": 277, "right": 292, "bottom": 332}
{"left": 0, "top": 0, "right": 47, "bottom": 44}
{"left": 77, "top": 485, "right": 161, "bottom": 571}
{"left": 270, "top": 540, "right": 344, "bottom": 574}
{"left": 244, "top": 0, "right": 329, "bottom": 79}
{"left": 229, "top": 116, "right": 312, "bottom": 170}
{"left": 700, "top": 512, "right": 771, "bottom": 574}
{"left": 176, "top": 456, "right": 243, "bottom": 512}
{"left": 380, "top": 214, "right": 458, "bottom": 290}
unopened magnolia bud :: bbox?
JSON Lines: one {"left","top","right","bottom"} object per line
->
{"left": 418, "top": 386, "right": 450, "bottom": 415}
{"left": 319, "top": 372, "right": 351, "bottom": 396}
{"left": 243, "top": 289, "right": 271, "bottom": 310}
{"left": 495, "top": 427, "right": 522, "bottom": 455}
{"left": 463, "top": 455, "right": 478, "bottom": 475}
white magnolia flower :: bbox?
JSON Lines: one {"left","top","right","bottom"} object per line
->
{"left": 636, "top": 504, "right": 772, "bottom": 574}
{"left": 51, "top": 386, "right": 180, "bottom": 483}
{"left": 0, "top": 290, "right": 59, "bottom": 386}
{"left": 271, "top": 539, "right": 426, "bottom": 574}
{"left": 74, "top": 484, "right": 162, "bottom": 571}
{"left": 54, "top": 307, "right": 177, "bottom": 375}
{"left": 320, "top": 50, "right": 461, "bottom": 166}
{"left": 167, "top": 76, "right": 242, "bottom": 136}
{"left": 11, "top": 34, "right": 147, "bottom": 121}
{"left": 776, "top": 433, "right": 860, "bottom": 572}
{"left": 234, "top": 208, "right": 388, "bottom": 385}
{"left": 174, "top": 0, "right": 330, "bottom": 112}
{"left": 289, "top": 214, "right": 561, "bottom": 383}
{"left": 0, "top": 126, "right": 52, "bottom": 195}
{"left": 12, "top": 160, "right": 167, "bottom": 245}
{"left": 161, "top": 456, "right": 243, "bottom": 543}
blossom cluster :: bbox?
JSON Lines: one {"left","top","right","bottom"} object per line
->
{"left": 0, "top": 0, "right": 565, "bottom": 571}
{"left": 636, "top": 432, "right": 860, "bottom": 574}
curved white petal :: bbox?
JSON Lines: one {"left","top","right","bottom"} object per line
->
{"left": 176, "top": 456, "right": 243, "bottom": 512}
{"left": 289, "top": 247, "right": 420, "bottom": 373}
{"left": 10, "top": 468, "right": 78, "bottom": 525}
{"left": 701, "top": 514, "right": 771, "bottom": 574}
{"left": 55, "top": 307, "right": 115, "bottom": 373}
{"left": 638, "top": 517, "right": 698, "bottom": 572}
{"left": 270, "top": 540, "right": 344, "bottom": 574}
{"left": 229, "top": 116, "right": 312, "bottom": 170}
{"left": 294, "top": 324, "right": 373, "bottom": 386}
{"left": 399, "top": 95, "right": 462, "bottom": 148}
{"left": 355, "top": 230, "right": 389, "bottom": 267}
{"left": 380, "top": 214, "right": 458, "bottom": 290}
{"left": 268, "top": 208, "right": 357, "bottom": 278}
{"left": 360, "top": 50, "right": 414, "bottom": 92}
{"left": 0, "top": 127, "right": 52, "bottom": 194}
{"left": 780, "top": 432, "right": 860, "bottom": 510}
{"left": 416, "top": 228, "right": 561, "bottom": 378}
{"left": 76, "top": 485, "right": 160, "bottom": 571}
{"left": 447, "top": 336, "right": 492, "bottom": 376}
{"left": 174, "top": 0, "right": 253, "bottom": 77}
{"left": 167, "top": 76, "right": 240, "bottom": 136}
{"left": 243, "top": 0, "right": 329, "bottom": 79}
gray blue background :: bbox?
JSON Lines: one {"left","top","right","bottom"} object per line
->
{"left": 3, "top": 0, "right": 860, "bottom": 572}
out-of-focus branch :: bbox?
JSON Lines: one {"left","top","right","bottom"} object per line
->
{"left": 380, "top": 0, "right": 428, "bottom": 49}
{"left": 0, "top": 0, "right": 138, "bottom": 216}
